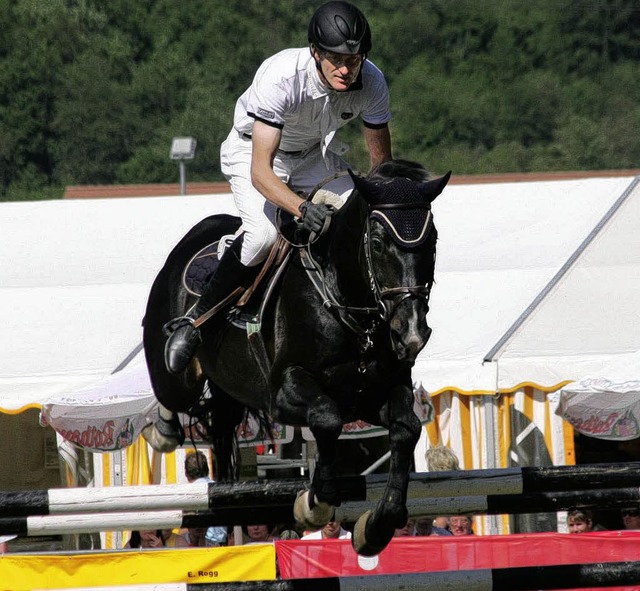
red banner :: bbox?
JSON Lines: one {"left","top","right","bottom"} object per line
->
{"left": 277, "top": 531, "right": 640, "bottom": 590}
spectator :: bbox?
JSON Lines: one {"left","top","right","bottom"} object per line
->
{"left": 161, "top": 528, "right": 189, "bottom": 548}
{"left": 184, "top": 450, "right": 228, "bottom": 546}
{"left": 302, "top": 521, "right": 351, "bottom": 540}
{"left": 448, "top": 515, "right": 474, "bottom": 536}
{"left": 414, "top": 516, "right": 452, "bottom": 536}
{"left": 126, "top": 529, "right": 165, "bottom": 549}
{"left": 0, "top": 534, "right": 16, "bottom": 553}
{"left": 425, "top": 445, "right": 462, "bottom": 535}
{"left": 185, "top": 527, "right": 208, "bottom": 547}
{"left": 621, "top": 507, "right": 640, "bottom": 530}
{"left": 567, "top": 509, "right": 605, "bottom": 533}
{"left": 245, "top": 524, "right": 278, "bottom": 544}
{"left": 425, "top": 445, "right": 461, "bottom": 472}
{"left": 393, "top": 518, "right": 416, "bottom": 537}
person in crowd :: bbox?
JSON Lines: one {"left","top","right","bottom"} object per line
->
{"left": 163, "top": 0, "right": 393, "bottom": 374}
{"left": 184, "top": 450, "right": 228, "bottom": 546}
{"left": 567, "top": 509, "right": 605, "bottom": 533}
{"left": 448, "top": 514, "right": 474, "bottom": 536}
{"left": 621, "top": 507, "right": 640, "bottom": 530}
{"left": 426, "top": 444, "right": 461, "bottom": 472}
{"left": 184, "top": 527, "right": 209, "bottom": 547}
{"left": 425, "top": 445, "right": 461, "bottom": 534}
{"left": 414, "top": 516, "right": 452, "bottom": 536}
{"left": 0, "top": 534, "right": 16, "bottom": 553}
{"left": 393, "top": 518, "right": 416, "bottom": 537}
{"left": 245, "top": 524, "right": 278, "bottom": 544}
{"left": 125, "top": 529, "right": 165, "bottom": 549}
{"left": 302, "top": 520, "right": 351, "bottom": 540}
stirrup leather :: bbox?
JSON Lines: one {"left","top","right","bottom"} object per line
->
{"left": 162, "top": 316, "right": 199, "bottom": 339}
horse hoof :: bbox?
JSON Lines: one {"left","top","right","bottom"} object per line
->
{"left": 141, "top": 424, "right": 180, "bottom": 453}
{"left": 293, "top": 490, "right": 334, "bottom": 529}
{"left": 352, "top": 510, "right": 386, "bottom": 557}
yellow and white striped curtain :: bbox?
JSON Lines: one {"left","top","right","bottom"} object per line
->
{"left": 425, "top": 386, "right": 575, "bottom": 534}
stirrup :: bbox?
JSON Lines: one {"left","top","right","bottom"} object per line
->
{"left": 162, "top": 316, "right": 197, "bottom": 338}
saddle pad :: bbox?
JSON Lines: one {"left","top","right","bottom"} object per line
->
{"left": 182, "top": 241, "right": 220, "bottom": 297}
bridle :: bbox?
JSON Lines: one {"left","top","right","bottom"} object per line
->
{"left": 363, "top": 204, "right": 434, "bottom": 324}
{"left": 299, "top": 197, "right": 435, "bottom": 364}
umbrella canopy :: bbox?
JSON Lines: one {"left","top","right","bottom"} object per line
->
{"left": 557, "top": 378, "right": 640, "bottom": 441}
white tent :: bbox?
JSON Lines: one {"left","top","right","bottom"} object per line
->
{"left": 3, "top": 175, "right": 636, "bottom": 412}
{"left": 417, "top": 174, "right": 639, "bottom": 394}
{"left": 0, "top": 193, "right": 238, "bottom": 412}
{"left": 483, "top": 176, "right": 640, "bottom": 388}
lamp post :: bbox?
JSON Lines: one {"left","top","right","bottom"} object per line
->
{"left": 170, "top": 137, "right": 197, "bottom": 195}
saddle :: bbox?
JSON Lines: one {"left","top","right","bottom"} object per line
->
{"left": 182, "top": 233, "right": 291, "bottom": 321}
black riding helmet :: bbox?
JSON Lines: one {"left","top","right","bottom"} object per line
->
{"left": 308, "top": 1, "right": 372, "bottom": 55}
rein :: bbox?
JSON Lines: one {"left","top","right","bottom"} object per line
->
{"left": 299, "top": 199, "right": 434, "bottom": 366}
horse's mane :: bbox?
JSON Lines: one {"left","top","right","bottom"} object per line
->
{"left": 368, "top": 159, "right": 432, "bottom": 183}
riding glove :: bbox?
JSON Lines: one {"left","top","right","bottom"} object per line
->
{"left": 298, "top": 201, "right": 333, "bottom": 234}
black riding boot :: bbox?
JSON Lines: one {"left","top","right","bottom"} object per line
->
{"left": 164, "top": 239, "right": 256, "bottom": 374}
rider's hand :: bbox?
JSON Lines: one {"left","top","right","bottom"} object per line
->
{"left": 298, "top": 201, "right": 333, "bottom": 234}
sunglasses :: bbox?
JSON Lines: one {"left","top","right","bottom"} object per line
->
{"left": 319, "top": 51, "right": 364, "bottom": 69}
{"left": 622, "top": 510, "right": 640, "bottom": 517}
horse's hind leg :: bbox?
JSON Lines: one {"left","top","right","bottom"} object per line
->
{"left": 276, "top": 367, "right": 341, "bottom": 528}
{"left": 352, "top": 382, "right": 420, "bottom": 556}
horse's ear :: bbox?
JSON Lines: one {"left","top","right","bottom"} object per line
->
{"left": 348, "top": 169, "right": 383, "bottom": 203}
{"left": 420, "top": 170, "right": 452, "bottom": 202}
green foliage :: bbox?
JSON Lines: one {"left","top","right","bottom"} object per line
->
{"left": 1, "top": 0, "right": 639, "bottom": 200}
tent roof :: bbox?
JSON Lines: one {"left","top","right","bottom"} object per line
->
{"left": 415, "top": 174, "right": 637, "bottom": 394}
{"left": 0, "top": 174, "right": 637, "bottom": 413}
{"left": 0, "top": 194, "right": 237, "bottom": 412}
{"left": 486, "top": 176, "right": 640, "bottom": 389}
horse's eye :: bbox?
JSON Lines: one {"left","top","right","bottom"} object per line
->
{"left": 371, "top": 237, "right": 384, "bottom": 254}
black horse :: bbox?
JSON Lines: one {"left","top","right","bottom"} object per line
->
{"left": 142, "top": 159, "right": 450, "bottom": 555}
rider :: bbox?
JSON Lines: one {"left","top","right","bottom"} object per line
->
{"left": 164, "top": 1, "right": 393, "bottom": 374}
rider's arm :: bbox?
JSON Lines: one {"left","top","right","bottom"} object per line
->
{"left": 250, "top": 120, "right": 305, "bottom": 216}
{"left": 363, "top": 124, "right": 392, "bottom": 171}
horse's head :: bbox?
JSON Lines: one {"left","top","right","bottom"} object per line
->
{"left": 349, "top": 161, "right": 451, "bottom": 363}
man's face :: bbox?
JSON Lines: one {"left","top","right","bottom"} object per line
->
{"left": 449, "top": 516, "right": 472, "bottom": 536}
{"left": 313, "top": 47, "right": 364, "bottom": 92}
{"left": 622, "top": 509, "right": 640, "bottom": 529}
{"left": 322, "top": 521, "right": 342, "bottom": 538}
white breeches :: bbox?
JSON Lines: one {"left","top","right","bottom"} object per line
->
{"left": 220, "top": 130, "right": 354, "bottom": 266}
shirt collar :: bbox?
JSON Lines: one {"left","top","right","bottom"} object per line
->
{"left": 307, "top": 56, "right": 330, "bottom": 99}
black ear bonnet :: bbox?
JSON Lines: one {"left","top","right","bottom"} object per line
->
{"left": 348, "top": 170, "right": 451, "bottom": 247}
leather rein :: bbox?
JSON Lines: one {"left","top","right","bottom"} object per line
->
{"left": 298, "top": 185, "right": 434, "bottom": 362}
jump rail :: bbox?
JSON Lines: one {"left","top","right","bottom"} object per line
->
{"left": 2, "top": 461, "right": 640, "bottom": 519}
{"left": 3, "top": 486, "right": 640, "bottom": 536}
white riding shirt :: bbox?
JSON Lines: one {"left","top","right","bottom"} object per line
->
{"left": 220, "top": 47, "right": 391, "bottom": 266}
{"left": 233, "top": 47, "right": 391, "bottom": 156}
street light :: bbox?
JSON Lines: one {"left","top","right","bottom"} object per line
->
{"left": 170, "top": 137, "right": 197, "bottom": 195}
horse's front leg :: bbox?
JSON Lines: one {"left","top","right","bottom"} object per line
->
{"left": 352, "top": 382, "right": 420, "bottom": 556}
{"left": 141, "top": 404, "right": 185, "bottom": 452}
{"left": 275, "top": 366, "right": 342, "bottom": 529}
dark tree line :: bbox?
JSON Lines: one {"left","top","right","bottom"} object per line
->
{"left": 1, "top": 0, "right": 639, "bottom": 201}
